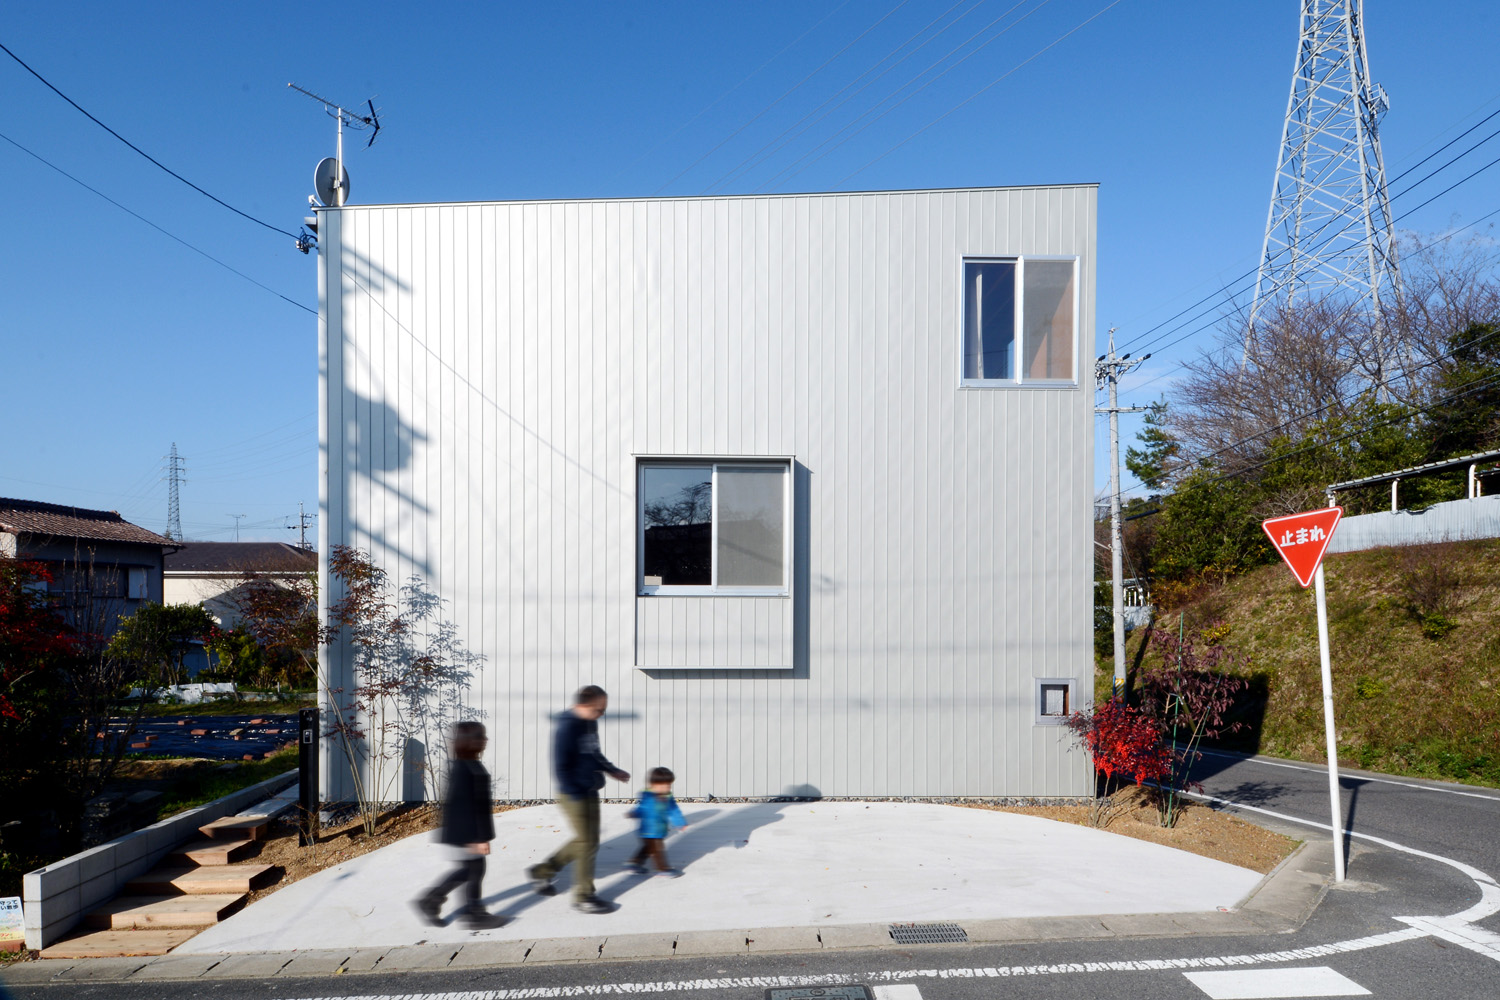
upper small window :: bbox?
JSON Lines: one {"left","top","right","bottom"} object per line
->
{"left": 962, "top": 257, "right": 1077, "bottom": 385}
{"left": 640, "top": 461, "right": 789, "bottom": 595}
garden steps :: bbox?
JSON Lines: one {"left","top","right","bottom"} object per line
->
{"left": 170, "top": 836, "right": 260, "bottom": 865}
{"left": 39, "top": 928, "right": 198, "bottom": 959}
{"left": 126, "top": 863, "right": 276, "bottom": 895}
{"left": 199, "top": 814, "right": 271, "bottom": 841}
{"left": 83, "top": 893, "right": 245, "bottom": 930}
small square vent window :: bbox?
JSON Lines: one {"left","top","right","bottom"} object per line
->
{"left": 1035, "top": 678, "right": 1075, "bottom": 726}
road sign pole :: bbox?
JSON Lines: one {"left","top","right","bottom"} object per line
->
{"left": 1313, "top": 561, "right": 1346, "bottom": 883}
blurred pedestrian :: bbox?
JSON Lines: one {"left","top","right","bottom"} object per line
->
{"left": 624, "top": 766, "right": 686, "bottom": 877}
{"left": 527, "top": 685, "right": 629, "bottom": 914}
{"left": 413, "top": 721, "right": 507, "bottom": 930}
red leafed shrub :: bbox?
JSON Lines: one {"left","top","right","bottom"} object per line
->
{"left": 0, "top": 557, "right": 78, "bottom": 721}
{"left": 1065, "top": 698, "right": 1171, "bottom": 827}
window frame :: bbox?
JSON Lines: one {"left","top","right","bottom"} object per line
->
{"left": 1034, "top": 677, "right": 1078, "bottom": 726}
{"left": 959, "top": 255, "right": 1080, "bottom": 388}
{"left": 637, "top": 458, "right": 793, "bottom": 597}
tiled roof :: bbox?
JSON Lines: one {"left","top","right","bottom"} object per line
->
{"left": 0, "top": 497, "right": 175, "bottom": 547}
{"left": 164, "top": 541, "right": 317, "bottom": 574}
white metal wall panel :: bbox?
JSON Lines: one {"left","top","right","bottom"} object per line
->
{"left": 1325, "top": 495, "right": 1500, "bottom": 552}
{"left": 320, "top": 185, "right": 1097, "bottom": 801}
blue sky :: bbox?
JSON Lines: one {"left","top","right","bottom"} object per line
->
{"left": 4, "top": 1, "right": 1499, "bottom": 541}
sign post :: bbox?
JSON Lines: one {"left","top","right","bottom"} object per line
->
{"left": 1262, "top": 505, "right": 1345, "bottom": 882}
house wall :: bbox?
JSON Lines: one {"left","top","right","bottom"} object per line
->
{"left": 13, "top": 536, "right": 165, "bottom": 640}
{"left": 319, "top": 185, "right": 1097, "bottom": 800}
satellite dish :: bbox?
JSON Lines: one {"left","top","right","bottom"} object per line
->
{"left": 314, "top": 157, "right": 349, "bottom": 207}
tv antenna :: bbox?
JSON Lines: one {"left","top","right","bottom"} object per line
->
{"left": 289, "top": 83, "right": 381, "bottom": 251}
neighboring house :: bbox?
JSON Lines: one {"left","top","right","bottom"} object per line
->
{"left": 163, "top": 541, "right": 317, "bottom": 630}
{"left": 318, "top": 184, "right": 1097, "bottom": 801}
{"left": 0, "top": 497, "right": 176, "bottom": 641}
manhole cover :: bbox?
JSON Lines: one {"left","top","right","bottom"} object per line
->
{"left": 889, "top": 922, "right": 968, "bottom": 945}
{"left": 765, "top": 988, "right": 870, "bottom": 1000}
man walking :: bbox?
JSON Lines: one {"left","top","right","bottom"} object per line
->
{"left": 527, "top": 685, "right": 629, "bottom": 913}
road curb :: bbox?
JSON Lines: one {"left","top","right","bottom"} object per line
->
{"left": 0, "top": 835, "right": 1332, "bottom": 985}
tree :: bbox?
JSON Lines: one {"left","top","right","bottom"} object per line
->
{"left": 1149, "top": 466, "right": 1269, "bottom": 585}
{"left": 1065, "top": 698, "right": 1171, "bottom": 828}
{"left": 1125, "top": 398, "right": 1181, "bottom": 494}
{"left": 0, "top": 558, "right": 77, "bottom": 722}
{"left": 1136, "top": 627, "right": 1250, "bottom": 828}
{"left": 107, "top": 603, "right": 217, "bottom": 687}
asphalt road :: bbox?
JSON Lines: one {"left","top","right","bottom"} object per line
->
{"left": 6, "top": 752, "right": 1498, "bottom": 1000}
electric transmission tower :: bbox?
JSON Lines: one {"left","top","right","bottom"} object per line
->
{"left": 164, "top": 443, "right": 186, "bottom": 541}
{"left": 1249, "top": 0, "right": 1400, "bottom": 376}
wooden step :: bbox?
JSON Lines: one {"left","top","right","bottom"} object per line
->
{"left": 170, "top": 837, "right": 259, "bottom": 865}
{"left": 198, "top": 814, "right": 271, "bottom": 841}
{"left": 84, "top": 893, "right": 245, "bottom": 930}
{"left": 40, "top": 927, "right": 197, "bottom": 959}
{"left": 127, "top": 863, "right": 277, "bottom": 895}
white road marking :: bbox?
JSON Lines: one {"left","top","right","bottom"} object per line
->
{"left": 871, "top": 987, "right": 923, "bottom": 1000}
{"left": 1394, "top": 914, "right": 1500, "bottom": 962}
{"left": 1182, "top": 966, "right": 1370, "bottom": 998}
{"left": 1196, "top": 749, "right": 1500, "bottom": 802}
{"left": 282, "top": 928, "right": 1425, "bottom": 999}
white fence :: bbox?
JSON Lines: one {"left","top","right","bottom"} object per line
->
{"left": 1327, "top": 495, "right": 1500, "bottom": 553}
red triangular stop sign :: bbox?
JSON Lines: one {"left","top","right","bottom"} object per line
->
{"left": 1262, "top": 507, "right": 1343, "bottom": 587}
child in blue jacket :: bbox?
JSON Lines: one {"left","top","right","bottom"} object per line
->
{"left": 624, "top": 766, "right": 687, "bottom": 877}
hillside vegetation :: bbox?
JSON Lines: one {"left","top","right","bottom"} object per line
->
{"left": 1105, "top": 538, "right": 1500, "bottom": 787}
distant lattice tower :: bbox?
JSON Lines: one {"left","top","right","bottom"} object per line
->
{"left": 1250, "top": 0, "right": 1400, "bottom": 367}
{"left": 164, "top": 443, "right": 186, "bottom": 541}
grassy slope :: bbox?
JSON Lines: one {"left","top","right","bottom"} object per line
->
{"left": 1105, "top": 539, "right": 1500, "bottom": 787}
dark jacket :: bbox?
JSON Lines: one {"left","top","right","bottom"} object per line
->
{"left": 439, "top": 758, "right": 495, "bottom": 846}
{"left": 552, "top": 712, "right": 620, "bottom": 797}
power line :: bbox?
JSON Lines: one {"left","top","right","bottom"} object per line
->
{"left": 760, "top": 0, "right": 1054, "bottom": 193}
{"left": 0, "top": 40, "right": 300, "bottom": 241}
{"left": 833, "top": 0, "right": 1127, "bottom": 187}
{"left": 652, "top": 0, "right": 914, "bottom": 195}
{"left": 0, "top": 129, "right": 315, "bottom": 316}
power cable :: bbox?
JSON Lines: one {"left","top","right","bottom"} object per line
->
{"left": 760, "top": 0, "right": 1053, "bottom": 193}
{"left": 652, "top": 0, "right": 914, "bottom": 195}
{"left": 0, "top": 129, "right": 315, "bottom": 316}
{"left": 698, "top": 0, "right": 992, "bottom": 194}
{"left": 832, "top": 0, "right": 1128, "bottom": 187}
{"left": 0, "top": 40, "right": 301, "bottom": 241}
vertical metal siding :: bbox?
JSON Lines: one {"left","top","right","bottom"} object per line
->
{"left": 322, "top": 186, "right": 1096, "bottom": 801}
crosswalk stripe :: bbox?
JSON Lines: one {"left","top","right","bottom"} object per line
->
{"left": 1183, "top": 967, "right": 1370, "bottom": 999}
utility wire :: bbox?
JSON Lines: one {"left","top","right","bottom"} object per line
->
{"left": 652, "top": 0, "right": 913, "bottom": 195}
{"left": 0, "top": 41, "right": 301, "bottom": 241}
{"left": 0, "top": 129, "right": 315, "bottom": 316}
{"left": 699, "top": 0, "right": 987, "bottom": 194}
{"left": 833, "top": 0, "right": 1127, "bottom": 186}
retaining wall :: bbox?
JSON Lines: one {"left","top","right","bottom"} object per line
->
{"left": 22, "top": 770, "right": 296, "bottom": 951}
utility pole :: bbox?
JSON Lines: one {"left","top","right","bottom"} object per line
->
{"left": 230, "top": 514, "right": 247, "bottom": 542}
{"left": 163, "top": 444, "right": 186, "bottom": 542}
{"left": 1095, "top": 330, "right": 1149, "bottom": 700}
{"left": 287, "top": 501, "right": 313, "bottom": 550}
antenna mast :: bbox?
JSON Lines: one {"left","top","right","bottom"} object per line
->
{"left": 164, "top": 443, "right": 186, "bottom": 542}
{"left": 1248, "top": 1, "right": 1401, "bottom": 385}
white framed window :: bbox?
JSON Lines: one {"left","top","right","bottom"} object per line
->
{"left": 961, "top": 256, "right": 1078, "bottom": 386}
{"left": 638, "top": 460, "right": 790, "bottom": 596}
{"left": 1034, "top": 677, "right": 1076, "bottom": 726}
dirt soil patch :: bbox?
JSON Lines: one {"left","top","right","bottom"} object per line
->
{"left": 965, "top": 785, "right": 1299, "bottom": 874}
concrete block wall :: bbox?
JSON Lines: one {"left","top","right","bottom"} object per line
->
{"left": 22, "top": 771, "right": 296, "bottom": 951}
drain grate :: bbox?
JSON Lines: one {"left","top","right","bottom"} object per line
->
{"left": 888, "top": 921, "right": 969, "bottom": 945}
{"left": 765, "top": 988, "right": 870, "bottom": 1000}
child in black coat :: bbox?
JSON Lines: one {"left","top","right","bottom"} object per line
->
{"left": 414, "top": 721, "right": 506, "bottom": 930}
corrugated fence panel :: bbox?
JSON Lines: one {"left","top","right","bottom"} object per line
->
{"left": 1327, "top": 496, "right": 1500, "bottom": 552}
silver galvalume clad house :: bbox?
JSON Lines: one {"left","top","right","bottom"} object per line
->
{"left": 318, "top": 184, "right": 1097, "bottom": 802}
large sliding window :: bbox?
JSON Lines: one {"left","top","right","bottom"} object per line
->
{"left": 962, "top": 256, "right": 1077, "bottom": 385}
{"left": 639, "top": 461, "right": 790, "bottom": 595}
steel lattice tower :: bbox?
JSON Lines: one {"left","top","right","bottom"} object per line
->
{"left": 1249, "top": 1, "right": 1400, "bottom": 364}
{"left": 164, "top": 443, "right": 186, "bottom": 541}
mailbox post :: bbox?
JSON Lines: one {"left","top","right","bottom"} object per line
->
{"left": 298, "top": 707, "right": 319, "bottom": 846}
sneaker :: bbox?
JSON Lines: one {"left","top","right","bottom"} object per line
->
{"left": 623, "top": 862, "right": 648, "bottom": 875}
{"left": 572, "top": 896, "right": 615, "bottom": 914}
{"left": 412, "top": 896, "right": 442, "bottom": 926}
{"left": 527, "top": 864, "right": 558, "bottom": 897}
{"left": 655, "top": 868, "right": 684, "bottom": 878}
{"left": 461, "top": 910, "right": 509, "bottom": 930}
